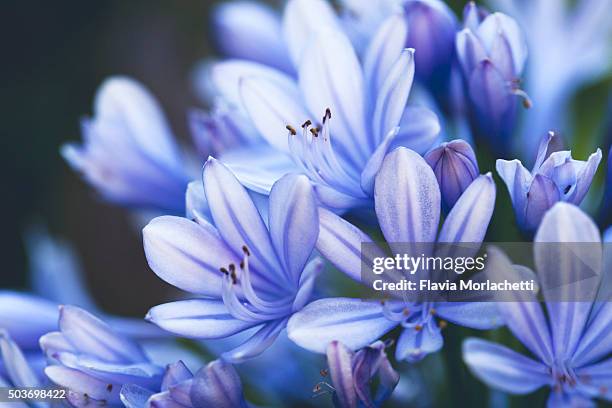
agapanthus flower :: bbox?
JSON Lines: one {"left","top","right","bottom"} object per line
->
{"left": 456, "top": 3, "right": 530, "bottom": 152}
{"left": 121, "top": 359, "right": 252, "bottom": 408}
{"left": 314, "top": 340, "right": 399, "bottom": 408}
{"left": 463, "top": 202, "right": 611, "bottom": 407}
{"left": 62, "top": 77, "right": 191, "bottom": 214}
{"left": 424, "top": 139, "right": 479, "bottom": 209}
{"left": 288, "top": 147, "right": 500, "bottom": 361}
{"left": 41, "top": 305, "right": 164, "bottom": 407}
{"left": 0, "top": 330, "right": 49, "bottom": 408}
{"left": 143, "top": 159, "right": 322, "bottom": 362}
{"left": 492, "top": 0, "right": 612, "bottom": 155}
{"left": 496, "top": 132, "right": 602, "bottom": 233}
{"left": 208, "top": 0, "right": 440, "bottom": 210}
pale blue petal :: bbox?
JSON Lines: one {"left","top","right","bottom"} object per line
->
{"left": 434, "top": 302, "right": 502, "bottom": 329}
{"left": 476, "top": 13, "right": 527, "bottom": 74}
{"left": 316, "top": 208, "right": 382, "bottom": 282}
{"left": 120, "top": 384, "right": 153, "bottom": 408}
{"left": 268, "top": 174, "right": 318, "bottom": 285}
{"left": 145, "top": 300, "right": 258, "bottom": 339}
{"left": 463, "top": 338, "right": 549, "bottom": 394}
{"left": 523, "top": 174, "right": 561, "bottom": 231}
{"left": 535, "top": 203, "right": 602, "bottom": 360}
{"left": 221, "top": 318, "right": 287, "bottom": 363}
{"left": 326, "top": 341, "right": 357, "bottom": 408}
{"left": 391, "top": 106, "right": 441, "bottom": 154}
{"left": 575, "top": 359, "right": 612, "bottom": 401}
{"left": 0, "top": 291, "right": 58, "bottom": 350}
{"left": 456, "top": 28, "right": 487, "bottom": 76}
{"left": 143, "top": 216, "right": 235, "bottom": 297}
{"left": 372, "top": 48, "right": 415, "bottom": 144}
{"left": 572, "top": 303, "right": 612, "bottom": 367}
{"left": 185, "top": 180, "right": 211, "bottom": 225}
{"left": 161, "top": 361, "right": 193, "bottom": 391}
{"left": 45, "top": 365, "right": 121, "bottom": 403}
{"left": 298, "top": 27, "right": 369, "bottom": 167}
{"left": 0, "top": 331, "right": 40, "bottom": 388}
{"left": 287, "top": 298, "right": 398, "bottom": 353}
{"left": 363, "top": 13, "right": 408, "bottom": 101}
{"left": 360, "top": 127, "right": 399, "bottom": 195}
{"left": 568, "top": 149, "right": 602, "bottom": 205}
{"left": 282, "top": 0, "right": 340, "bottom": 66}
{"left": 395, "top": 322, "right": 443, "bottom": 362}
{"left": 438, "top": 173, "right": 496, "bottom": 243}
{"left": 496, "top": 158, "right": 532, "bottom": 228}
{"left": 374, "top": 147, "right": 440, "bottom": 244}
{"left": 191, "top": 360, "right": 247, "bottom": 408}
{"left": 212, "top": 1, "right": 293, "bottom": 73}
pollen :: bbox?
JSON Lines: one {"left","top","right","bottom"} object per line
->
{"left": 242, "top": 245, "right": 250, "bottom": 256}
{"left": 286, "top": 125, "right": 297, "bottom": 135}
{"left": 302, "top": 120, "right": 312, "bottom": 128}
{"left": 414, "top": 324, "right": 423, "bottom": 331}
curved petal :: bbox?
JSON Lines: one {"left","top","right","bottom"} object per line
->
{"left": 287, "top": 298, "right": 397, "bottom": 353}
{"left": 145, "top": 300, "right": 258, "bottom": 339}
{"left": 239, "top": 76, "right": 309, "bottom": 153}
{"left": 434, "top": 302, "right": 502, "bottom": 329}
{"left": 372, "top": 48, "right": 415, "bottom": 144}
{"left": 360, "top": 127, "right": 399, "bottom": 195}
{"left": 203, "top": 158, "right": 287, "bottom": 290}
{"left": 462, "top": 338, "right": 549, "bottom": 394}
{"left": 143, "top": 216, "right": 237, "bottom": 297}
{"left": 395, "top": 323, "right": 443, "bottom": 362}
{"left": 438, "top": 173, "right": 496, "bottom": 243}
{"left": 45, "top": 365, "right": 121, "bottom": 403}
{"left": 326, "top": 341, "right": 357, "bottom": 408}
{"left": 374, "top": 147, "right": 440, "bottom": 244}
{"left": 535, "top": 203, "right": 602, "bottom": 360}
{"left": 496, "top": 159, "right": 531, "bottom": 228}
{"left": 0, "top": 291, "right": 58, "bottom": 350}
{"left": 456, "top": 28, "right": 487, "bottom": 77}
{"left": 363, "top": 13, "right": 408, "bottom": 99}
{"left": 212, "top": 1, "right": 293, "bottom": 73}
{"left": 269, "top": 174, "right": 318, "bottom": 285}
{"left": 282, "top": 0, "right": 340, "bottom": 66}
{"left": 58, "top": 306, "right": 147, "bottom": 364}
{"left": 191, "top": 360, "right": 247, "bottom": 408}
{"left": 0, "top": 332, "right": 40, "bottom": 388}
{"left": 298, "top": 27, "right": 369, "bottom": 167}
{"left": 569, "top": 148, "right": 602, "bottom": 205}
{"left": 161, "top": 361, "right": 193, "bottom": 391}
{"left": 572, "top": 302, "right": 612, "bottom": 367}
{"left": 120, "top": 384, "right": 154, "bottom": 408}
{"left": 185, "top": 180, "right": 212, "bottom": 225}
{"left": 316, "top": 208, "right": 382, "bottom": 282}
{"left": 523, "top": 174, "right": 560, "bottom": 231}
{"left": 477, "top": 13, "right": 527, "bottom": 74}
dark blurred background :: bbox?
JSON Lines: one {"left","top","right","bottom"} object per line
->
{"left": 1, "top": 0, "right": 214, "bottom": 316}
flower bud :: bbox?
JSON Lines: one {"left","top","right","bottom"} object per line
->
{"left": 425, "top": 139, "right": 479, "bottom": 209}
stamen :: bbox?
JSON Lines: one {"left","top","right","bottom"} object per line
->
{"left": 242, "top": 245, "right": 250, "bottom": 256}
{"left": 320, "top": 369, "right": 328, "bottom": 377}
{"left": 438, "top": 320, "right": 448, "bottom": 329}
{"left": 302, "top": 120, "right": 312, "bottom": 128}
{"left": 220, "top": 267, "right": 229, "bottom": 276}
{"left": 286, "top": 125, "right": 297, "bottom": 136}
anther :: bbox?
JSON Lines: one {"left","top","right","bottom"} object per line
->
{"left": 429, "top": 308, "right": 437, "bottom": 315}
{"left": 242, "top": 245, "right": 250, "bottom": 256}
{"left": 310, "top": 127, "right": 320, "bottom": 137}
{"left": 402, "top": 308, "right": 410, "bottom": 316}
{"left": 239, "top": 260, "right": 245, "bottom": 269}
{"left": 220, "top": 267, "right": 229, "bottom": 275}
{"left": 229, "top": 264, "right": 238, "bottom": 284}
{"left": 286, "top": 125, "right": 297, "bottom": 135}
{"left": 302, "top": 120, "right": 312, "bottom": 128}
{"left": 320, "top": 369, "right": 328, "bottom": 377}
{"left": 414, "top": 324, "right": 423, "bottom": 332}
{"left": 438, "top": 320, "right": 448, "bottom": 329}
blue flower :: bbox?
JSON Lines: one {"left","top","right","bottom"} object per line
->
{"left": 143, "top": 159, "right": 322, "bottom": 362}
{"left": 61, "top": 77, "right": 191, "bottom": 214}
{"left": 315, "top": 341, "right": 399, "bottom": 408}
{"left": 40, "top": 306, "right": 164, "bottom": 407}
{"left": 424, "top": 139, "right": 479, "bottom": 209}
{"left": 120, "top": 360, "right": 252, "bottom": 408}
{"left": 208, "top": 0, "right": 440, "bottom": 210}
{"left": 287, "top": 147, "right": 500, "bottom": 361}
{"left": 463, "top": 202, "right": 611, "bottom": 407}
{"left": 456, "top": 3, "right": 530, "bottom": 153}
{"left": 496, "top": 132, "right": 602, "bottom": 233}
{"left": 0, "top": 330, "right": 49, "bottom": 408}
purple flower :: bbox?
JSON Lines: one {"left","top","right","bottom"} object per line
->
{"left": 463, "top": 202, "right": 611, "bottom": 407}
{"left": 61, "top": 77, "right": 191, "bottom": 213}
{"left": 121, "top": 360, "right": 252, "bottom": 408}
{"left": 143, "top": 159, "right": 322, "bottom": 362}
{"left": 496, "top": 132, "right": 602, "bottom": 233}
{"left": 40, "top": 306, "right": 164, "bottom": 407}
{"left": 315, "top": 341, "right": 399, "bottom": 408}
{"left": 424, "top": 139, "right": 479, "bottom": 209}
{"left": 456, "top": 4, "right": 529, "bottom": 152}
{"left": 287, "top": 147, "right": 500, "bottom": 361}
{"left": 208, "top": 0, "right": 440, "bottom": 210}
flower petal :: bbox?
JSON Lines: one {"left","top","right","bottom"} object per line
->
{"left": 372, "top": 48, "right": 415, "bottom": 144}
{"left": 299, "top": 27, "right": 369, "bottom": 167}
{"left": 476, "top": 13, "right": 527, "bottom": 74}
{"left": 434, "top": 302, "right": 502, "bottom": 329}
{"left": 282, "top": 0, "right": 340, "bottom": 66}
{"left": 120, "top": 384, "right": 154, "bottom": 408}
{"left": 374, "top": 147, "right": 440, "bottom": 244}
{"left": 0, "top": 291, "right": 58, "bottom": 350}
{"left": 161, "top": 361, "right": 193, "bottom": 391}
{"left": 316, "top": 208, "right": 381, "bottom": 282}
{"left": 45, "top": 365, "right": 121, "bottom": 403}
{"left": 221, "top": 318, "right": 288, "bottom": 363}
{"left": 268, "top": 174, "right": 318, "bottom": 285}
{"left": 395, "top": 323, "right": 443, "bottom": 362}
{"left": 363, "top": 13, "right": 408, "bottom": 101}
{"left": 462, "top": 338, "right": 549, "bottom": 394}
{"left": 523, "top": 174, "right": 560, "bottom": 231}
{"left": 287, "top": 298, "right": 397, "bottom": 353}
{"left": 535, "top": 203, "right": 602, "bottom": 360}
{"left": 438, "top": 173, "right": 496, "bottom": 243}
{"left": 203, "top": 158, "right": 287, "bottom": 290}
{"left": 391, "top": 106, "right": 441, "bottom": 155}
{"left": 496, "top": 158, "right": 532, "bottom": 229}
{"left": 326, "top": 341, "right": 357, "bottom": 408}
{"left": 145, "top": 300, "right": 258, "bottom": 339}
{"left": 212, "top": 1, "right": 293, "bottom": 73}
{"left": 0, "top": 331, "right": 40, "bottom": 388}
{"left": 360, "top": 127, "right": 399, "bottom": 196}
{"left": 191, "top": 360, "right": 247, "bottom": 408}
{"left": 569, "top": 148, "right": 602, "bottom": 205}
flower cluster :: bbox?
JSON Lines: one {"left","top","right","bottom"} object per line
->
{"left": 1, "top": 0, "right": 610, "bottom": 407}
